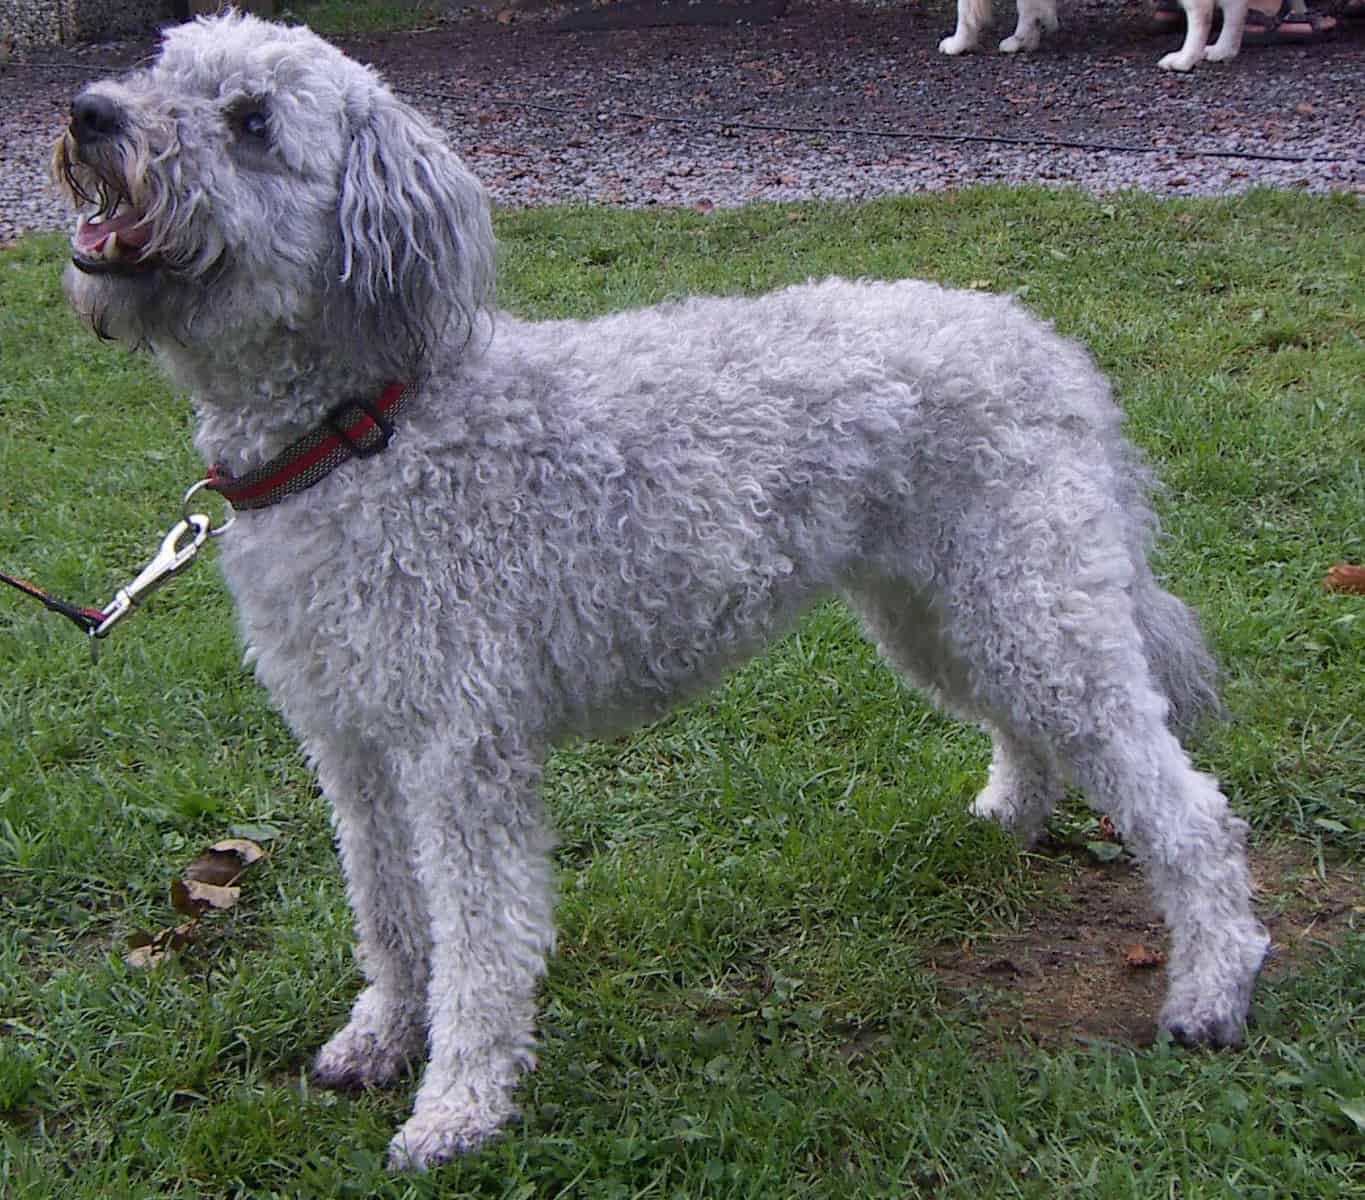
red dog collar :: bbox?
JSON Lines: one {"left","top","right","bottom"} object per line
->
{"left": 206, "top": 381, "right": 411, "bottom": 511}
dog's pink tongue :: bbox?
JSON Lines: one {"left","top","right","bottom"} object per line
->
{"left": 75, "top": 210, "right": 151, "bottom": 254}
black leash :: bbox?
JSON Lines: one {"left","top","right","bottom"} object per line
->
{"left": 0, "top": 482, "right": 231, "bottom": 658}
{"left": 0, "top": 569, "right": 108, "bottom": 635}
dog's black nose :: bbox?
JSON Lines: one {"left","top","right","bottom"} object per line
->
{"left": 70, "top": 92, "right": 124, "bottom": 145}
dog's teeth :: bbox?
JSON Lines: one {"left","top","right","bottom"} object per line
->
{"left": 88, "top": 213, "right": 105, "bottom": 226}
{"left": 102, "top": 234, "right": 120, "bottom": 259}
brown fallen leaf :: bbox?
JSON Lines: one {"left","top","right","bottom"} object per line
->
{"left": 1124, "top": 943, "right": 1166, "bottom": 969}
{"left": 210, "top": 837, "right": 266, "bottom": 863}
{"left": 1324, "top": 564, "right": 1365, "bottom": 594}
{"left": 126, "top": 837, "right": 266, "bottom": 969}
{"left": 172, "top": 877, "right": 243, "bottom": 916}
{"left": 183, "top": 838, "right": 265, "bottom": 887}
{"left": 125, "top": 921, "right": 197, "bottom": 969}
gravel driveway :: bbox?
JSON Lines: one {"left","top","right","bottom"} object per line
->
{"left": 2, "top": 0, "right": 1362, "bottom": 243}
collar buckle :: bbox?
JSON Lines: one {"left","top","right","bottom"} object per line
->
{"left": 328, "top": 397, "right": 394, "bottom": 458}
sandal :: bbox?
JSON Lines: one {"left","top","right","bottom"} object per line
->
{"left": 1243, "top": 0, "right": 1337, "bottom": 43}
{"left": 1147, "top": 0, "right": 1186, "bottom": 34}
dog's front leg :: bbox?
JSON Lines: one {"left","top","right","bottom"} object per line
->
{"left": 1160, "top": 0, "right": 1217, "bottom": 69}
{"left": 1203, "top": 0, "right": 1249, "bottom": 61}
{"left": 311, "top": 749, "right": 431, "bottom": 1089}
{"left": 939, "top": 0, "right": 993, "bottom": 54}
{"left": 386, "top": 733, "right": 557, "bottom": 1171}
{"left": 999, "top": 0, "right": 1060, "bottom": 51}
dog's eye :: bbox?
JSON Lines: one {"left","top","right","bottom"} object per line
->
{"left": 231, "top": 104, "right": 270, "bottom": 143}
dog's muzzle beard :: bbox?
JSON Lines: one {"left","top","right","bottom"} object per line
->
{"left": 57, "top": 92, "right": 161, "bottom": 278}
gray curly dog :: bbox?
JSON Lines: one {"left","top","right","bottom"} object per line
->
{"left": 56, "top": 12, "right": 1269, "bottom": 1170}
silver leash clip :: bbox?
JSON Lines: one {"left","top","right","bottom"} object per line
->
{"left": 92, "top": 513, "right": 212, "bottom": 640}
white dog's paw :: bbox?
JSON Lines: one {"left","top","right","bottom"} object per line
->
{"left": 939, "top": 32, "right": 978, "bottom": 54}
{"left": 311, "top": 990, "right": 426, "bottom": 1090}
{"left": 1160, "top": 995, "right": 1250, "bottom": 1047}
{"left": 1157, "top": 49, "right": 1200, "bottom": 70}
{"left": 387, "top": 1102, "right": 516, "bottom": 1171}
{"left": 1159, "top": 922, "right": 1271, "bottom": 1047}
{"left": 999, "top": 29, "right": 1041, "bottom": 52}
{"left": 312, "top": 1025, "right": 422, "bottom": 1090}
{"left": 971, "top": 782, "right": 1047, "bottom": 847}
{"left": 1202, "top": 42, "right": 1240, "bottom": 62}
{"left": 970, "top": 783, "right": 1013, "bottom": 823}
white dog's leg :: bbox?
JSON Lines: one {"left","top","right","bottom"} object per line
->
{"left": 974, "top": 583, "right": 1265, "bottom": 1042}
{"left": 909, "top": 539, "right": 1265, "bottom": 1043}
{"left": 1160, "top": 0, "right": 1216, "bottom": 69}
{"left": 1001, "top": 0, "right": 1060, "bottom": 52}
{"left": 1061, "top": 716, "right": 1269, "bottom": 1044}
{"left": 311, "top": 753, "right": 430, "bottom": 1090}
{"left": 1204, "top": 0, "right": 1249, "bottom": 60}
{"left": 971, "top": 731, "right": 1063, "bottom": 846}
{"left": 844, "top": 581, "right": 1063, "bottom": 844}
{"left": 940, "top": 0, "right": 993, "bottom": 54}
{"left": 386, "top": 737, "right": 556, "bottom": 1171}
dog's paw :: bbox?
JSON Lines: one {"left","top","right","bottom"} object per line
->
{"left": 970, "top": 784, "right": 1046, "bottom": 847}
{"left": 1157, "top": 49, "right": 1200, "bottom": 70}
{"left": 1202, "top": 42, "right": 1241, "bottom": 62}
{"left": 1159, "top": 1001, "right": 1249, "bottom": 1048}
{"left": 938, "top": 32, "right": 978, "bottom": 54}
{"left": 386, "top": 1103, "right": 515, "bottom": 1171}
{"left": 312, "top": 1028, "right": 420, "bottom": 1090}
{"left": 1159, "top": 923, "right": 1270, "bottom": 1047}
{"left": 311, "top": 991, "right": 426, "bottom": 1090}
{"left": 999, "top": 30, "right": 1041, "bottom": 52}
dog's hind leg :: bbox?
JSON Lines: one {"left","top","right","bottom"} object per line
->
{"left": 310, "top": 749, "right": 431, "bottom": 1090}
{"left": 385, "top": 731, "right": 557, "bottom": 1171}
{"left": 937, "top": 572, "right": 1266, "bottom": 1045}
{"left": 843, "top": 580, "right": 1064, "bottom": 845}
{"left": 1053, "top": 708, "right": 1269, "bottom": 1045}
{"left": 971, "top": 729, "right": 1063, "bottom": 846}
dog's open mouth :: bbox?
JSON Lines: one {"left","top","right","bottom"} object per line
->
{"left": 72, "top": 200, "right": 157, "bottom": 275}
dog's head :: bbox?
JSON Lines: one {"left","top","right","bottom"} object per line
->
{"left": 55, "top": 11, "right": 494, "bottom": 384}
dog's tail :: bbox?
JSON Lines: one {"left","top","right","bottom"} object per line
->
{"left": 1133, "top": 569, "right": 1223, "bottom": 733}
{"left": 1119, "top": 455, "right": 1223, "bottom": 734}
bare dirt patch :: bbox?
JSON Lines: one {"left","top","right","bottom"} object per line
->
{"left": 929, "top": 838, "right": 1363, "bottom": 1049}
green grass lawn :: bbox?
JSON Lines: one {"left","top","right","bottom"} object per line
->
{"left": 1, "top": 188, "right": 1363, "bottom": 1198}
{"left": 274, "top": 1, "right": 451, "bottom": 35}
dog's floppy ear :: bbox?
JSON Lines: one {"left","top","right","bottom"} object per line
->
{"left": 335, "top": 90, "right": 494, "bottom": 375}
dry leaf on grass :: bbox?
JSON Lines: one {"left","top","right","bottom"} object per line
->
{"left": 184, "top": 839, "right": 264, "bottom": 885}
{"left": 170, "top": 878, "right": 242, "bottom": 916}
{"left": 1324, "top": 564, "right": 1365, "bottom": 594}
{"left": 125, "top": 922, "right": 198, "bottom": 970}
{"left": 125, "top": 838, "right": 265, "bottom": 969}
{"left": 1123, "top": 943, "right": 1166, "bottom": 970}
